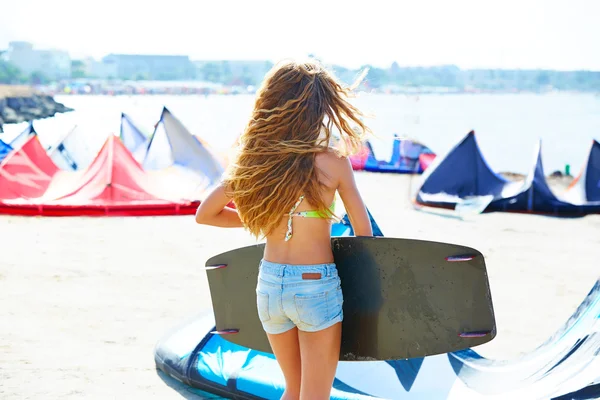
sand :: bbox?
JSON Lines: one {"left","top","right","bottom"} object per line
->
{"left": 0, "top": 85, "right": 34, "bottom": 99}
{"left": 1, "top": 173, "right": 599, "bottom": 399}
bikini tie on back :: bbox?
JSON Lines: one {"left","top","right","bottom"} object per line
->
{"left": 285, "top": 195, "right": 338, "bottom": 241}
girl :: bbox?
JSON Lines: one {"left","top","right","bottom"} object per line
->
{"left": 195, "top": 59, "right": 373, "bottom": 399}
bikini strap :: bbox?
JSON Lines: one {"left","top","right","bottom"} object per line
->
{"left": 285, "top": 195, "right": 305, "bottom": 241}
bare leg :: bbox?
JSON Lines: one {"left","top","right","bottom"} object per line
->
{"left": 266, "top": 327, "right": 302, "bottom": 400}
{"left": 297, "top": 322, "right": 342, "bottom": 400}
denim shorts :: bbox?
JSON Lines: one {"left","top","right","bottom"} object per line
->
{"left": 256, "top": 259, "right": 344, "bottom": 334}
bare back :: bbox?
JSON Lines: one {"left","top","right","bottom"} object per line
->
{"left": 263, "top": 150, "right": 359, "bottom": 265}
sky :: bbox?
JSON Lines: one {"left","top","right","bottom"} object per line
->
{"left": 1, "top": 0, "right": 599, "bottom": 70}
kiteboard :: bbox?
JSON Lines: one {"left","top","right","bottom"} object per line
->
{"left": 204, "top": 237, "right": 496, "bottom": 361}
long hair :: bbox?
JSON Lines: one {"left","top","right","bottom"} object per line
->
{"left": 223, "top": 59, "right": 370, "bottom": 238}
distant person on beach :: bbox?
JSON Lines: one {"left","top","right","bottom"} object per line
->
{"left": 195, "top": 59, "right": 373, "bottom": 399}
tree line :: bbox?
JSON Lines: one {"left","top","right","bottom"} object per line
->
{"left": 1, "top": 58, "right": 599, "bottom": 92}
{"left": 333, "top": 63, "right": 600, "bottom": 92}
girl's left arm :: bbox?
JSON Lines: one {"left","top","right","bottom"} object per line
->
{"left": 195, "top": 184, "right": 244, "bottom": 228}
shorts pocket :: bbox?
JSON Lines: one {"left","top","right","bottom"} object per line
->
{"left": 256, "top": 291, "right": 271, "bottom": 322}
{"left": 333, "top": 286, "right": 344, "bottom": 319}
{"left": 294, "top": 291, "right": 329, "bottom": 327}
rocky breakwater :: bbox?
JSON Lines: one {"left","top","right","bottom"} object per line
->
{"left": 0, "top": 85, "right": 73, "bottom": 132}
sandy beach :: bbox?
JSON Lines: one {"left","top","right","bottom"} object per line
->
{"left": 1, "top": 172, "right": 599, "bottom": 399}
{"left": 0, "top": 85, "right": 34, "bottom": 98}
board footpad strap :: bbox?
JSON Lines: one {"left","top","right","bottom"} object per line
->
{"left": 210, "top": 329, "right": 239, "bottom": 335}
{"left": 445, "top": 254, "right": 478, "bottom": 262}
{"left": 205, "top": 264, "right": 227, "bottom": 270}
{"left": 459, "top": 330, "right": 491, "bottom": 338}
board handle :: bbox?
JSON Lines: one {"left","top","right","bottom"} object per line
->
{"left": 459, "top": 330, "right": 491, "bottom": 338}
{"left": 205, "top": 264, "right": 227, "bottom": 270}
{"left": 210, "top": 329, "right": 239, "bottom": 335}
{"left": 445, "top": 254, "right": 477, "bottom": 262}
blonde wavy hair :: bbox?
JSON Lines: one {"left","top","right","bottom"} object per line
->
{"left": 223, "top": 59, "right": 370, "bottom": 238}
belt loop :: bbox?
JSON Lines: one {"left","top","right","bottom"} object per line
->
{"left": 279, "top": 265, "right": 285, "bottom": 277}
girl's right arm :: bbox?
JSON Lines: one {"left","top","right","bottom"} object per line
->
{"left": 195, "top": 184, "right": 244, "bottom": 228}
{"left": 336, "top": 157, "right": 373, "bottom": 237}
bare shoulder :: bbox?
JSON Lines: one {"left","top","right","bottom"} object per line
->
{"left": 315, "top": 148, "right": 353, "bottom": 189}
{"left": 315, "top": 148, "right": 350, "bottom": 170}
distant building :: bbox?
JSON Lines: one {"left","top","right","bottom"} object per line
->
{"left": 6, "top": 41, "right": 71, "bottom": 80}
{"left": 79, "top": 57, "right": 118, "bottom": 79}
{"left": 101, "top": 54, "right": 196, "bottom": 80}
